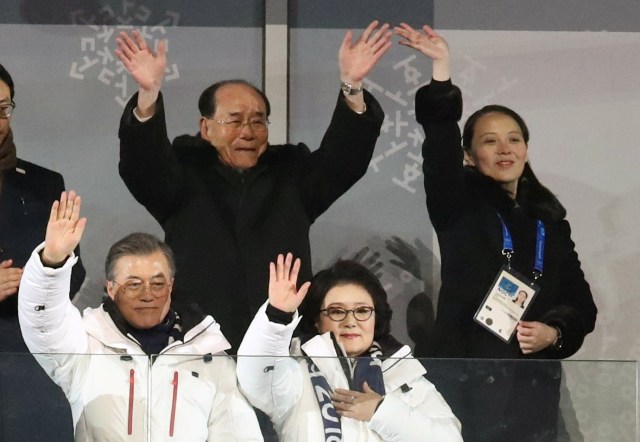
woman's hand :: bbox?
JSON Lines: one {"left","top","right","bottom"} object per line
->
{"left": 517, "top": 320, "right": 557, "bottom": 354}
{"left": 394, "top": 23, "right": 450, "bottom": 81}
{"left": 332, "top": 382, "right": 383, "bottom": 422}
{"left": 268, "top": 253, "right": 311, "bottom": 313}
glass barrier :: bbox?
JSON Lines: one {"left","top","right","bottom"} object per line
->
{"left": 1, "top": 353, "right": 635, "bottom": 441}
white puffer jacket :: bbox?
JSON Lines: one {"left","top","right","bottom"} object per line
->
{"left": 237, "top": 302, "right": 462, "bottom": 442}
{"left": 18, "top": 243, "right": 263, "bottom": 442}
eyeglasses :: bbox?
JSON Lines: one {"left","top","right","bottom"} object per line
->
{"left": 112, "top": 280, "right": 170, "bottom": 298}
{"left": 320, "top": 306, "right": 375, "bottom": 322}
{"left": 0, "top": 101, "right": 15, "bottom": 119}
{"left": 209, "top": 116, "right": 269, "bottom": 133}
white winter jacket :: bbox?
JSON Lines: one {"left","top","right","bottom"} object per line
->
{"left": 18, "top": 244, "right": 263, "bottom": 442}
{"left": 237, "top": 302, "right": 463, "bottom": 442}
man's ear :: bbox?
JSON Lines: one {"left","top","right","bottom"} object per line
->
{"left": 105, "top": 281, "right": 116, "bottom": 300}
{"left": 199, "top": 117, "right": 210, "bottom": 142}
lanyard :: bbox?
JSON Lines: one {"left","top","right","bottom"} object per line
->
{"left": 498, "top": 214, "right": 546, "bottom": 281}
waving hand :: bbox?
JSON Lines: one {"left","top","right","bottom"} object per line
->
{"left": 42, "top": 191, "right": 87, "bottom": 267}
{"left": 268, "top": 253, "right": 311, "bottom": 313}
{"left": 115, "top": 30, "right": 167, "bottom": 116}
{"left": 395, "top": 23, "right": 450, "bottom": 81}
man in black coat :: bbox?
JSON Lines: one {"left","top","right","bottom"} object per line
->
{"left": 0, "top": 62, "right": 86, "bottom": 441}
{"left": 115, "top": 22, "right": 390, "bottom": 351}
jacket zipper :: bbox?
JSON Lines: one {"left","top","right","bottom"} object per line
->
{"left": 128, "top": 369, "right": 135, "bottom": 435}
{"left": 169, "top": 371, "right": 179, "bottom": 437}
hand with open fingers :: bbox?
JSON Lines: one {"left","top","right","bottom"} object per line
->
{"left": 0, "top": 259, "right": 22, "bottom": 302}
{"left": 268, "top": 253, "right": 311, "bottom": 313}
{"left": 517, "top": 320, "right": 557, "bottom": 354}
{"left": 339, "top": 20, "right": 392, "bottom": 84}
{"left": 394, "top": 23, "right": 449, "bottom": 62}
{"left": 115, "top": 29, "right": 167, "bottom": 93}
{"left": 332, "top": 382, "right": 383, "bottom": 422}
{"left": 42, "top": 191, "right": 87, "bottom": 267}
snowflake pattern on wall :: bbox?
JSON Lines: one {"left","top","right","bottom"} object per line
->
{"left": 68, "top": 1, "right": 181, "bottom": 107}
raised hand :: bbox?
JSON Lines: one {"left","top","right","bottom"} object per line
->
{"left": 0, "top": 259, "right": 22, "bottom": 302}
{"left": 332, "top": 382, "right": 383, "bottom": 422}
{"left": 42, "top": 191, "right": 87, "bottom": 266}
{"left": 268, "top": 253, "right": 311, "bottom": 313}
{"left": 395, "top": 23, "right": 450, "bottom": 80}
{"left": 115, "top": 30, "right": 167, "bottom": 115}
{"left": 339, "top": 20, "right": 392, "bottom": 85}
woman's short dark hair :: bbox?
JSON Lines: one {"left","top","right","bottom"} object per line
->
{"left": 461, "top": 104, "right": 566, "bottom": 222}
{"left": 105, "top": 232, "right": 175, "bottom": 281}
{"left": 197, "top": 79, "right": 270, "bottom": 118}
{"left": 298, "top": 260, "right": 393, "bottom": 340}
{"left": 0, "top": 63, "right": 15, "bottom": 100}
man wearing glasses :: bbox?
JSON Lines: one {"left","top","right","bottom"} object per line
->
{"left": 0, "top": 63, "right": 86, "bottom": 441}
{"left": 18, "top": 192, "right": 263, "bottom": 441}
{"left": 115, "top": 21, "right": 391, "bottom": 353}
{"left": 0, "top": 64, "right": 86, "bottom": 338}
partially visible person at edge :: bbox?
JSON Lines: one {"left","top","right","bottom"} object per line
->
{"left": 0, "top": 63, "right": 86, "bottom": 351}
{"left": 395, "top": 24, "right": 597, "bottom": 442}
{"left": 0, "top": 62, "right": 86, "bottom": 442}
{"left": 18, "top": 191, "right": 263, "bottom": 441}
{"left": 236, "top": 253, "right": 463, "bottom": 441}
{"left": 115, "top": 21, "right": 390, "bottom": 352}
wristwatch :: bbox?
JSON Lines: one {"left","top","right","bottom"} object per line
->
{"left": 341, "top": 81, "right": 363, "bottom": 96}
{"left": 552, "top": 326, "right": 563, "bottom": 350}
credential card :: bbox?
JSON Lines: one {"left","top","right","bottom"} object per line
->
{"left": 473, "top": 266, "right": 539, "bottom": 342}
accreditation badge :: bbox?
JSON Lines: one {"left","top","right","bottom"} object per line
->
{"left": 474, "top": 266, "right": 540, "bottom": 342}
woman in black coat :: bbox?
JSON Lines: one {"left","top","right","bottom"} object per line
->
{"left": 395, "top": 24, "right": 598, "bottom": 441}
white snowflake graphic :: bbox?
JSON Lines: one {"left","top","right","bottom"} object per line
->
{"left": 68, "top": 1, "right": 181, "bottom": 107}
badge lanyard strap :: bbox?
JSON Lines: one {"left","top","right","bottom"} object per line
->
{"left": 498, "top": 214, "right": 546, "bottom": 283}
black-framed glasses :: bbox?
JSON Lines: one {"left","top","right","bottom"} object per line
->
{"left": 111, "top": 280, "right": 170, "bottom": 298}
{"left": 209, "top": 116, "right": 269, "bottom": 133}
{"left": 0, "top": 101, "right": 15, "bottom": 119}
{"left": 320, "top": 306, "right": 375, "bottom": 322}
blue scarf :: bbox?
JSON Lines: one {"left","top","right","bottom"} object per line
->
{"left": 304, "top": 336, "right": 386, "bottom": 441}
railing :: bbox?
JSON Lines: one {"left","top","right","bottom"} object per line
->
{"left": 0, "top": 353, "right": 636, "bottom": 441}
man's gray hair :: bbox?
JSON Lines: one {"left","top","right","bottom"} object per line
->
{"left": 105, "top": 232, "right": 175, "bottom": 281}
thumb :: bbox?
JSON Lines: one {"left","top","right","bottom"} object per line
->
{"left": 362, "top": 381, "right": 373, "bottom": 393}
{"left": 0, "top": 259, "right": 13, "bottom": 269}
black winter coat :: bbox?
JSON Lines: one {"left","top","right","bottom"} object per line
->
{"left": 416, "top": 80, "right": 597, "bottom": 360}
{"left": 415, "top": 80, "right": 598, "bottom": 442}
{"left": 119, "top": 91, "right": 384, "bottom": 351}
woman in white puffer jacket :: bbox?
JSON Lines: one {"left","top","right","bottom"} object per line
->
{"left": 237, "top": 253, "right": 462, "bottom": 442}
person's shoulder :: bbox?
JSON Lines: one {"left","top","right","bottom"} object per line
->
{"left": 15, "top": 158, "right": 63, "bottom": 180}
{"left": 171, "top": 133, "right": 217, "bottom": 165}
{"left": 261, "top": 143, "right": 311, "bottom": 165}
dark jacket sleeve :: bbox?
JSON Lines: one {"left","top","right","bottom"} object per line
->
{"left": 295, "top": 90, "right": 384, "bottom": 221}
{"left": 118, "top": 92, "right": 185, "bottom": 225}
{"left": 539, "top": 221, "right": 597, "bottom": 358}
{"left": 416, "top": 80, "right": 467, "bottom": 231}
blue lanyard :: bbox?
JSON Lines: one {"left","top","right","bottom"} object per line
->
{"left": 498, "top": 214, "right": 545, "bottom": 281}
